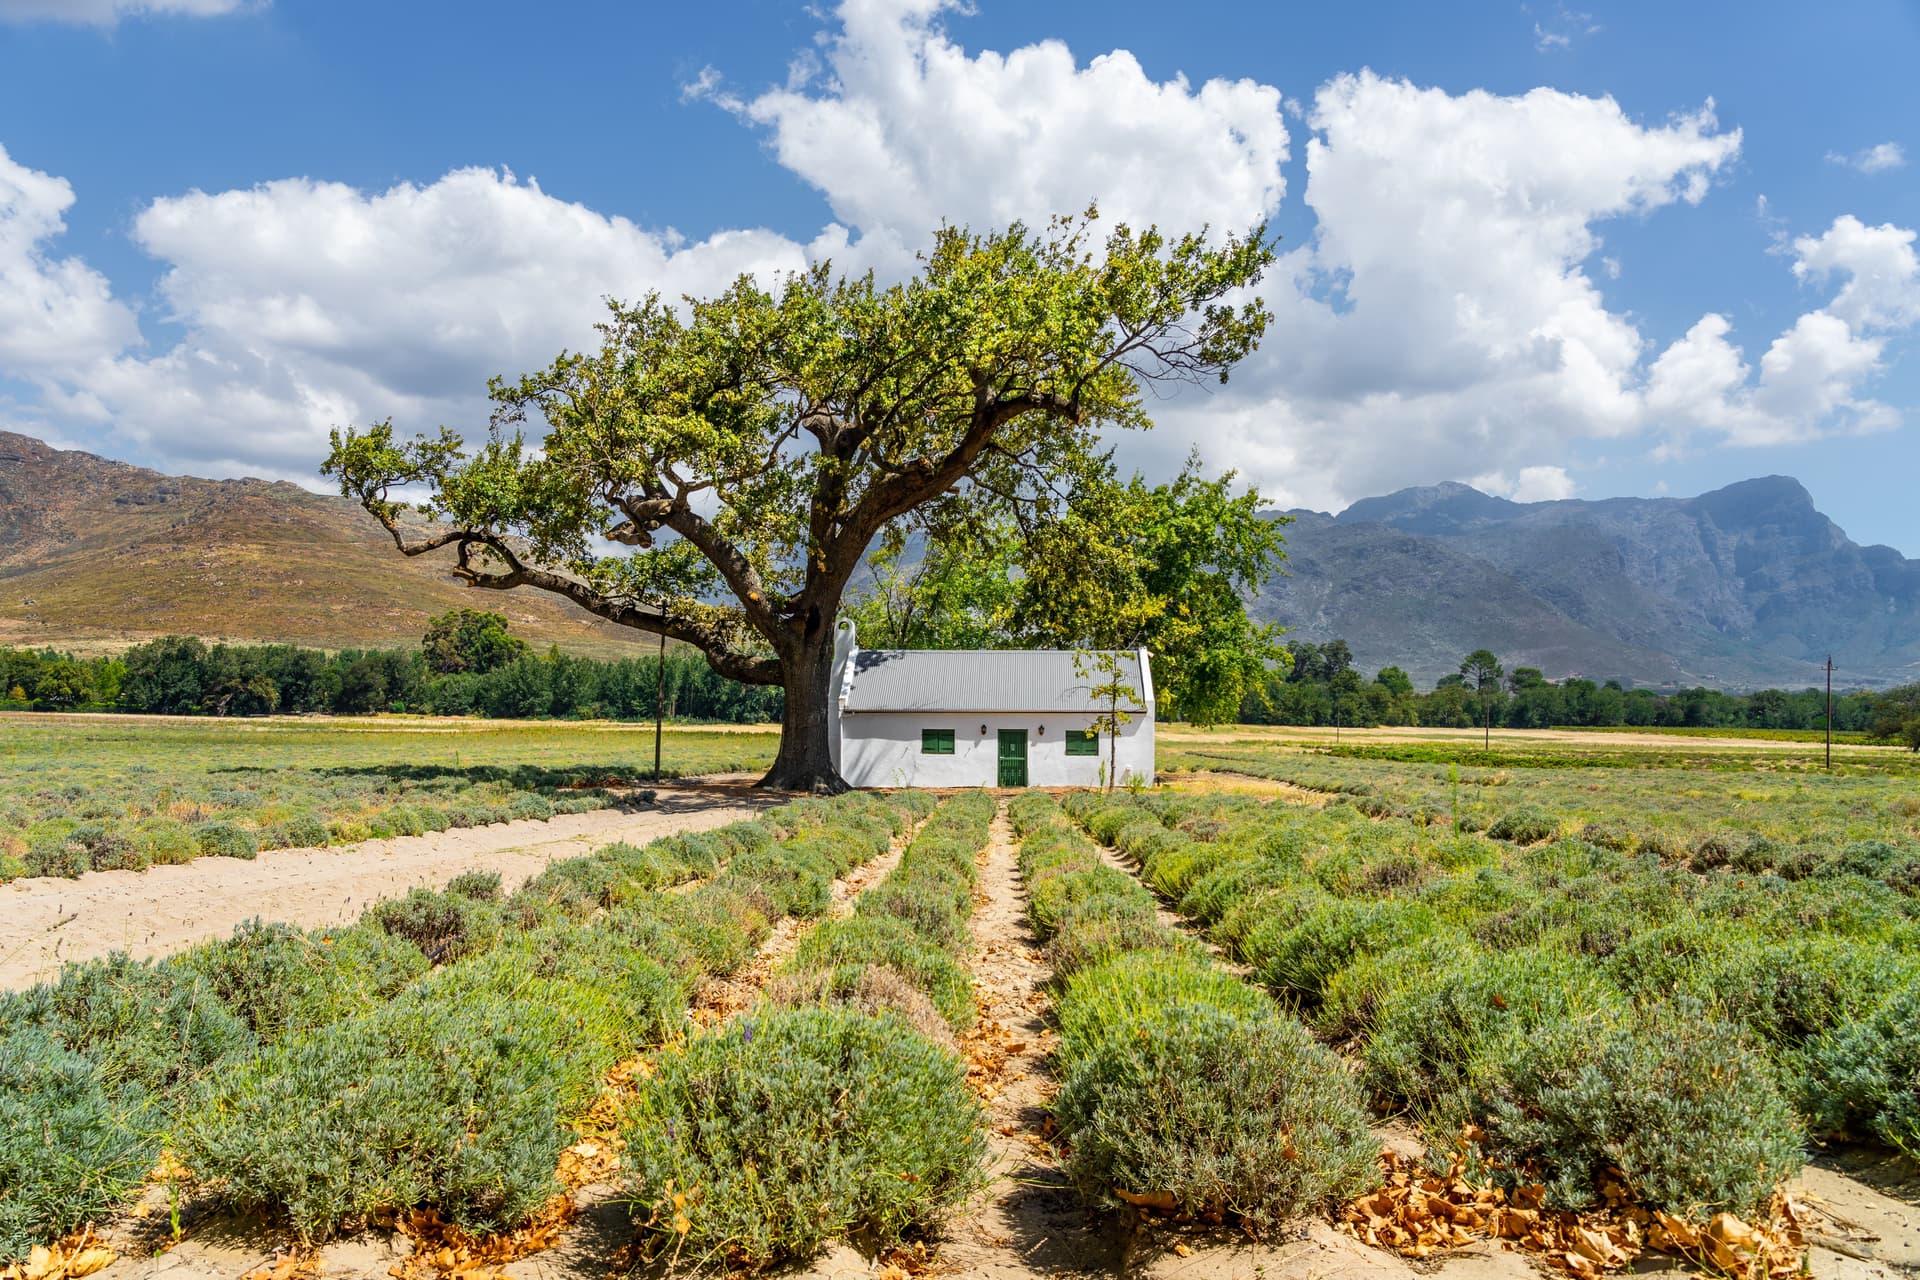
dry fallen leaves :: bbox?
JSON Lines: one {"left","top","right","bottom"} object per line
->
{"left": 960, "top": 1011, "right": 1024, "bottom": 1100}
{"left": 147, "top": 1150, "right": 192, "bottom": 1184}
{"left": 555, "top": 1135, "right": 623, "bottom": 1188}
{"left": 0, "top": 1232, "right": 116, "bottom": 1280}
{"left": 1335, "top": 1144, "right": 1808, "bottom": 1278}
{"left": 1114, "top": 1188, "right": 1181, "bottom": 1213}
{"left": 388, "top": 1196, "right": 578, "bottom": 1280}
{"left": 240, "top": 1249, "right": 321, "bottom": 1280}
{"left": 554, "top": 1053, "right": 655, "bottom": 1188}
{"left": 875, "top": 1241, "right": 935, "bottom": 1276}
{"left": 691, "top": 963, "right": 770, "bottom": 1027}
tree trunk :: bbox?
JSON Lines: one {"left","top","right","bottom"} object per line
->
{"left": 758, "top": 636, "right": 848, "bottom": 793}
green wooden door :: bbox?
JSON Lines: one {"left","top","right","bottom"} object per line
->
{"left": 996, "top": 729, "right": 1028, "bottom": 788}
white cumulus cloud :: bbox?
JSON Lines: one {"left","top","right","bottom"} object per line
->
{"left": 0, "top": 143, "right": 140, "bottom": 376}
{"left": 1646, "top": 215, "right": 1919, "bottom": 447}
{"left": 703, "top": 0, "right": 1289, "bottom": 272}
{"left": 1826, "top": 142, "right": 1906, "bottom": 174}
{"left": 1161, "top": 73, "right": 1742, "bottom": 509}
{"left": 51, "top": 168, "right": 808, "bottom": 479}
{"left": 1512, "top": 464, "right": 1578, "bottom": 502}
{"left": 1470, "top": 465, "right": 1577, "bottom": 502}
{"left": 1792, "top": 214, "right": 1920, "bottom": 330}
{"left": 2, "top": 0, "right": 1918, "bottom": 513}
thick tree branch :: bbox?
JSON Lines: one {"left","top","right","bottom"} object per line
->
{"left": 658, "top": 506, "right": 784, "bottom": 644}
{"left": 448, "top": 538, "right": 781, "bottom": 685}
{"left": 844, "top": 388, "right": 1080, "bottom": 547}
{"left": 357, "top": 500, "right": 778, "bottom": 686}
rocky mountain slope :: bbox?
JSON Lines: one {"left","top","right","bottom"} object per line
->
{"left": 6, "top": 431, "right": 1914, "bottom": 688}
{"left": 0, "top": 431, "right": 645, "bottom": 656}
{"left": 1259, "top": 477, "right": 1920, "bottom": 689}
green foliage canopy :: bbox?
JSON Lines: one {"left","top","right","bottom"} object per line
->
{"left": 422, "top": 608, "right": 529, "bottom": 676}
{"left": 1868, "top": 684, "right": 1920, "bottom": 751}
{"left": 847, "top": 456, "right": 1288, "bottom": 727}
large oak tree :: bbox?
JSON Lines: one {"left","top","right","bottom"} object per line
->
{"left": 324, "top": 216, "right": 1273, "bottom": 790}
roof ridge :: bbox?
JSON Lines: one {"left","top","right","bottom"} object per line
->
{"left": 852, "top": 647, "right": 1142, "bottom": 655}
{"left": 841, "top": 647, "right": 1151, "bottom": 714}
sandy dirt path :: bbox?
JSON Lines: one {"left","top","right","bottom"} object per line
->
{"left": 910, "top": 805, "right": 1527, "bottom": 1280}
{"left": 64, "top": 798, "right": 1920, "bottom": 1280}
{"left": 0, "top": 782, "right": 771, "bottom": 989}
{"left": 1085, "top": 828, "right": 1535, "bottom": 1280}
{"left": 924, "top": 804, "right": 1122, "bottom": 1279}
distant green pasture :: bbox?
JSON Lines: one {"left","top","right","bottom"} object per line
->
{"left": 0, "top": 714, "right": 780, "bottom": 880}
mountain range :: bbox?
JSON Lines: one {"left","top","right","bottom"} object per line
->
{"left": 1257, "top": 477, "right": 1920, "bottom": 689}
{"left": 0, "top": 431, "right": 640, "bottom": 657}
{"left": 4, "top": 430, "right": 1915, "bottom": 688}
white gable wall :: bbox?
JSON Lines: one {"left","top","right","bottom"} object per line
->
{"left": 838, "top": 712, "right": 1154, "bottom": 789}
{"left": 828, "top": 620, "right": 1156, "bottom": 789}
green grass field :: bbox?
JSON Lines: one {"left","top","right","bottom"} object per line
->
{"left": 1551, "top": 723, "right": 1874, "bottom": 744}
{"left": 1160, "top": 728, "right": 1920, "bottom": 853}
{"left": 0, "top": 714, "right": 779, "bottom": 880}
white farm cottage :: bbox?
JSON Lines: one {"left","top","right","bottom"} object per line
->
{"left": 827, "top": 621, "right": 1156, "bottom": 788}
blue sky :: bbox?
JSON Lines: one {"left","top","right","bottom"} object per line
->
{"left": 1, "top": 0, "right": 1916, "bottom": 550}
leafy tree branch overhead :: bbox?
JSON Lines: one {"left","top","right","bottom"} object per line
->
{"left": 325, "top": 214, "right": 1276, "bottom": 790}
{"left": 848, "top": 457, "right": 1289, "bottom": 727}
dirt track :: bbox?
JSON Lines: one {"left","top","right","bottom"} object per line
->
{"left": 0, "top": 783, "right": 772, "bottom": 989}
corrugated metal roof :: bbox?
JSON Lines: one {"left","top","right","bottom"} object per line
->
{"left": 843, "top": 649, "right": 1149, "bottom": 713}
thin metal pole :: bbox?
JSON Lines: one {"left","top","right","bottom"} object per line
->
{"left": 654, "top": 630, "right": 667, "bottom": 780}
{"left": 1826, "top": 655, "right": 1833, "bottom": 772}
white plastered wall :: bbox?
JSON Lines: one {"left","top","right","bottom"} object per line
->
{"left": 837, "top": 711, "right": 1154, "bottom": 789}
{"left": 828, "top": 621, "right": 1156, "bottom": 789}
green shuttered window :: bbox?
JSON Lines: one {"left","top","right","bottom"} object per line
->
{"left": 921, "top": 728, "right": 955, "bottom": 755}
{"left": 1066, "top": 729, "right": 1100, "bottom": 756}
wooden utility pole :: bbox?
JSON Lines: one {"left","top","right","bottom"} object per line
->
{"left": 654, "top": 630, "right": 667, "bottom": 780}
{"left": 1825, "top": 654, "right": 1834, "bottom": 771}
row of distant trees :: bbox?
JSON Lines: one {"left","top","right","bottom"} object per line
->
{"left": 1241, "top": 638, "right": 1918, "bottom": 740}
{"left": 7, "top": 617, "right": 1919, "bottom": 746}
{"left": 0, "top": 610, "right": 782, "bottom": 723}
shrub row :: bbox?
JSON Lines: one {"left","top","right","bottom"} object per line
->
{"left": 1012, "top": 792, "right": 1377, "bottom": 1233}
{"left": 618, "top": 794, "right": 990, "bottom": 1266}
{"left": 621, "top": 791, "right": 995, "bottom": 1268}
{"left": 1164, "top": 745, "right": 1920, "bottom": 876}
{"left": 0, "top": 791, "right": 919, "bottom": 1260}
{"left": 2, "top": 788, "right": 624, "bottom": 883}
{"left": 1063, "top": 791, "right": 1815, "bottom": 1220}
{"left": 774, "top": 789, "right": 995, "bottom": 1036}
{"left": 179, "top": 790, "right": 926, "bottom": 1243}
